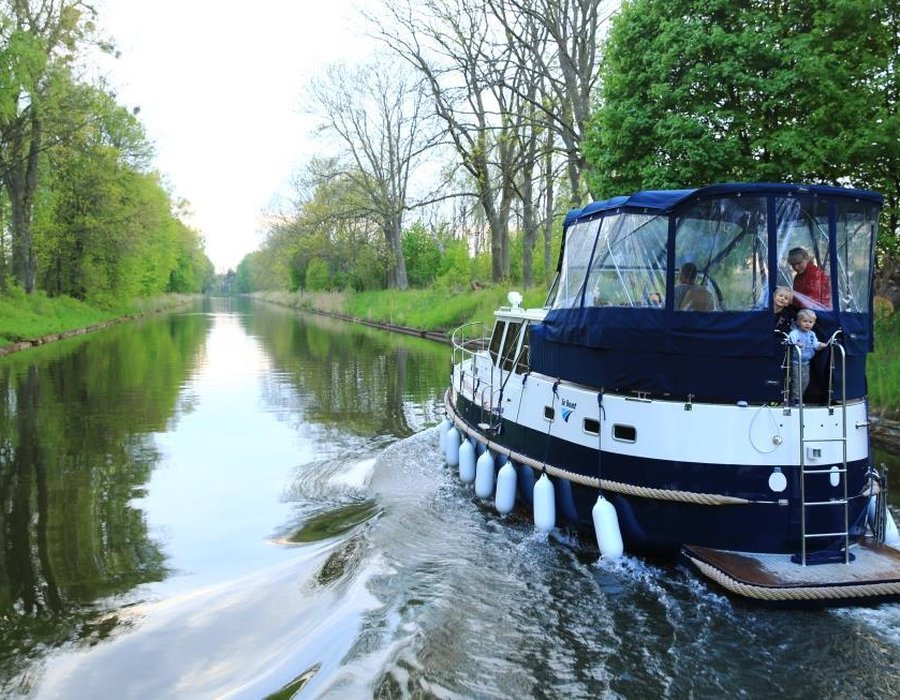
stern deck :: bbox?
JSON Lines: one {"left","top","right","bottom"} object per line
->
{"left": 682, "top": 540, "right": 900, "bottom": 605}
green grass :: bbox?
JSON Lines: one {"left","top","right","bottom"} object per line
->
{"left": 0, "top": 290, "right": 117, "bottom": 345}
{"left": 255, "top": 287, "right": 548, "bottom": 331}
{"left": 0, "top": 291, "right": 200, "bottom": 349}
{"left": 870, "top": 313, "right": 900, "bottom": 417}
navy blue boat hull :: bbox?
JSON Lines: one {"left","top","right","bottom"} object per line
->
{"left": 454, "top": 393, "right": 869, "bottom": 555}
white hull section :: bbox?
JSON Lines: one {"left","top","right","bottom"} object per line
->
{"left": 454, "top": 352, "right": 869, "bottom": 469}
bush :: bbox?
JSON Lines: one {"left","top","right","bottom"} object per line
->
{"left": 305, "top": 259, "right": 331, "bottom": 291}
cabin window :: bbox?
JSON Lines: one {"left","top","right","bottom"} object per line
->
{"left": 584, "top": 214, "right": 668, "bottom": 308}
{"left": 515, "top": 326, "right": 531, "bottom": 374}
{"left": 674, "top": 196, "right": 769, "bottom": 312}
{"left": 834, "top": 199, "right": 877, "bottom": 313}
{"left": 551, "top": 218, "right": 601, "bottom": 309}
{"left": 775, "top": 196, "right": 833, "bottom": 311}
{"left": 544, "top": 406, "right": 555, "bottom": 421}
{"left": 612, "top": 424, "right": 637, "bottom": 442}
{"left": 583, "top": 417, "right": 600, "bottom": 435}
{"left": 488, "top": 322, "right": 505, "bottom": 364}
{"left": 501, "top": 321, "right": 523, "bottom": 372}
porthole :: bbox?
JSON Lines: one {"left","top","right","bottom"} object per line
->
{"left": 613, "top": 424, "right": 637, "bottom": 442}
{"left": 583, "top": 418, "right": 600, "bottom": 435}
{"left": 544, "top": 406, "right": 555, "bottom": 421}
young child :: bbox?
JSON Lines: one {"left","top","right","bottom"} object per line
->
{"left": 788, "top": 309, "right": 826, "bottom": 404}
{"left": 773, "top": 285, "right": 797, "bottom": 335}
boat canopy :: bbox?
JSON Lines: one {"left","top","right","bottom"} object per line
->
{"left": 532, "top": 183, "right": 883, "bottom": 403}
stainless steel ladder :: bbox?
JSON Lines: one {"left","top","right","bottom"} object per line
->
{"left": 794, "top": 334, "right": 850, "bottom": 565}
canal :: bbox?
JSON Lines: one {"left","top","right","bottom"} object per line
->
{"left": 1, "top": 298, "right": 898, "bottom": 698}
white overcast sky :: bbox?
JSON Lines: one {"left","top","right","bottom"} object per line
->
{"left": 95, "top": 0, "right": 374, "bottom": 272}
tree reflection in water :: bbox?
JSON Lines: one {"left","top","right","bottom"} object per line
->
{"left": 0, "top": 311, "right": 211, "bottom": 688}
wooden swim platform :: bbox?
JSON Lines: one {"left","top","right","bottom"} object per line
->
{"left": 682, "top": 539, "right": 900, "bottom": 606}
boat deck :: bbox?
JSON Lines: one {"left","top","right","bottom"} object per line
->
{"left": 682, "top": 540, "right": 900, "bottom": 606}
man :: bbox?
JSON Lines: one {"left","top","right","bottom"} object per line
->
{"left": 674, "top": 262, "right": 715, "bottom": 311}
{"left": 788, "top": 247, "right": 831, "bottom": 310}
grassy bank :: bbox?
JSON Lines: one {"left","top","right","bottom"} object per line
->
{"left": 869, "top": 312, "right": 900, "bottom": 416}
{"left": 0, "top": 290, "right": 201, "bottom": 350}
{"left": 255, "top": 287, "right": 900, "bottom": 416}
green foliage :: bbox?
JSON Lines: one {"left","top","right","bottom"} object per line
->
{"left": 870, "top": 312, "right": 900, "bottom": 416}
{"left": 401, "top": 221, "right": 441, "bottom": 287}
{"left": 435, "top": 238, "right": 474, "bottom": 291}
{"left": 585, "top": 0, "right": 899, "bottom": 258}
{"left": 305, "top": 258, "right": 331, "bottom": 291}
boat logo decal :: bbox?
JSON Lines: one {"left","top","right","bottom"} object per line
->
{"left": 562, "top": 408, "right": 573, "bottom": 422}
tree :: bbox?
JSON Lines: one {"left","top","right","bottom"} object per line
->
{"left": 585, "top": 0, "right": 898, "bottom": 234}
{"left": 401, "top": 221, "right": 442, "bottom": 287}
{"left": 308, "top": 60, "right": 442, "bottom": 290}
{"left": 488, "top": 0, "right": 612, "bottom": 206}
{"left": 375, "top": 0, "right": 525, "bottom": 283}
{"left": 0, "top": 0, "right": 100, "bottom": 293}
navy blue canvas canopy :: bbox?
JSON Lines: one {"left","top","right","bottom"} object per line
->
{"left": 534, "top": 183, "right": 882, "bottom": 403}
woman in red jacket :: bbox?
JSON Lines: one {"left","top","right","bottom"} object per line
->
{"left": 787, "top": 247, "right": 831, "bottom": 310}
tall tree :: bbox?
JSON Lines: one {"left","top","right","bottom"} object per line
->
{"left": 0, "top": 0, "right": 98, "bottom": 293}
{"left": 308, "top": 60, "right": 441, "bottom": 290}
{"left": 488, "top": 0, "right": 612, "bottom": 206}
{"left": 375, "top": 0, "right": 527, "bottom": 283}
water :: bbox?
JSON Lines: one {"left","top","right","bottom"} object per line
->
{"left": 0, "top": 298, "right": 898, "bottom": 699}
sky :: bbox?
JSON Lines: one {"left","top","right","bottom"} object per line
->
{"left": 95, "top": 0, "right": 374, "bottom": 273}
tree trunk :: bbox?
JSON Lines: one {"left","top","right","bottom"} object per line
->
{"left": 6, "top": 114, "right": 42, "bottom": 294}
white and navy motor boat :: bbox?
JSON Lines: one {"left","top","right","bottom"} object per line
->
{"left": 441, "top": 182, "right": 900, "bottom": 605}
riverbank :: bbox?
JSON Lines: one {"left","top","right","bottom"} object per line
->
{"left": 2, "top": 288, "right": 897, "bottom": 444}
{"left": 0, "top": 292, "right": 203, "bottom": 356}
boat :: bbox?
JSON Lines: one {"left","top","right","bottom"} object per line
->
{"left": 439, "top": 182, "right": 900, "bottom": 606}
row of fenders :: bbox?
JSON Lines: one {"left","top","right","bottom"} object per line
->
{"left": 437, "top": 416, "right": 624, "bottom": 560}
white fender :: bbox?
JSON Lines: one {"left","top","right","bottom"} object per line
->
{"left": 459, "top": 438, "right": 476, "bottom": 483}
{"left": 445, "top": 427, "right": 460, "bottom": 467}
{"left": 592, "top": 494, "right": 624, "bottom": 560}
{"left": 475, "top": 450, "right": 495, "bottom": 498}
{"left": 438, "top": 417, "right": 451, "bottom": 453}
{"left": 533, "top": 473, "right": 556, "bottom": 533}
{"left": 495, "top": 461, "right": 517, "bottom": 514}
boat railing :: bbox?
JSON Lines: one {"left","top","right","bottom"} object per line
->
{"left": 450, "top": 322, "right": 490, "bottom": 366}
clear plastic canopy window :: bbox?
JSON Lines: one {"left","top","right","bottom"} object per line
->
{"left": 549, "top": 194, "right": 876, "bottom": 314}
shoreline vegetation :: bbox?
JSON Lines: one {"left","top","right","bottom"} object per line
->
{"left": 1, "top": 287, "right": 897, "bottom": 424}
{"left": 0, "top": 292, "right": 202, "bottom": 356}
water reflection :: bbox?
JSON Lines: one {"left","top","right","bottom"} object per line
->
{"left": 0, "top": 299, "right": 450, "bottom": 695}
{"left": 0, "top": 312, "right": 211, "bottom": 685}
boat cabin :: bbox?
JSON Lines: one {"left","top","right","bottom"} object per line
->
{"left": 519, "top": 183, "right": 882, "bottom": 404}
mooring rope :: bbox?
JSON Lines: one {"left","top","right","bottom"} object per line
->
{"left": 445, "top": 388, "right": 749, "bottom": 507}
